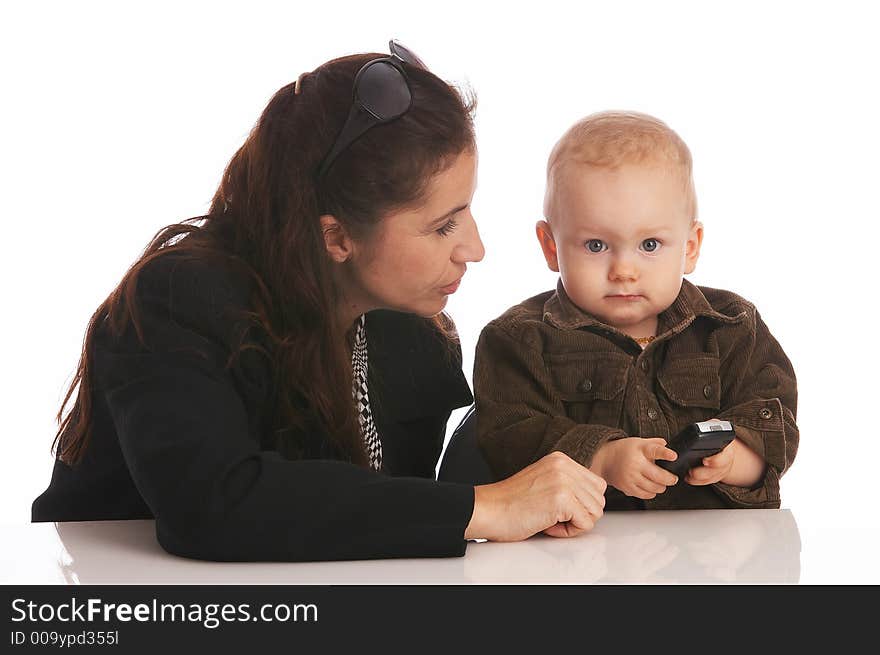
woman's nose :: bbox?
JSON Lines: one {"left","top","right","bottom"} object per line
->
{"left": 454, "top": 212, "right": 485, "bottom": 263}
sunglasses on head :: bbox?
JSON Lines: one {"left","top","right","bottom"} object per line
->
{"left": 317, "top": 40, "right": 427, "bottom": 179}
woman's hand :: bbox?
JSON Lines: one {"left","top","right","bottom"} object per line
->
{"left": 464, "top": 451, "right": 607, "bottom": 542}
{"left": 590, "top": 437, "right": 678, "bottom": 500}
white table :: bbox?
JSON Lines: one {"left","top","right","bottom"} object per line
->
{"left": 2, "top": 509, "right": 802, "bottom": 584}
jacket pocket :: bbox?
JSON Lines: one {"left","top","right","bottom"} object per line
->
{"left": 544, "top": 351, "right": 629, "bottom": 425}
{"left": 657, "top": 356, "right": 722, "bottom": 410}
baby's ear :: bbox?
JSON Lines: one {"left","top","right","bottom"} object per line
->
{"left": 535, "top": 220, "right": 560, "bottom": 272}
{"left": 684, "top": 220, "right": 704, "bottom": 274}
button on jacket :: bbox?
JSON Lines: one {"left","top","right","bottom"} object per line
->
{"left": 474, "top": 279, "right": 798, "bottom": 510}
{"left": 32, "top": 254, "right": 475, "bottom": 561}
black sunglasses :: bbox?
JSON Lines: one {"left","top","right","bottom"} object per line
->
{"left": 317, "top": 40, "right": 427, "bottom": 179}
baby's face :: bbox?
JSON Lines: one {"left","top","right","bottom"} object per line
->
{"left": 539, "top": 163, "right": 702, "bottom": 337}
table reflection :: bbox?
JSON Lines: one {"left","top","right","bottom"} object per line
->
{"left": 52, "top": 509, "right": 799, "bottom": 584}
{"left": 461, "top": 509, "right": 799, "bottom": 584}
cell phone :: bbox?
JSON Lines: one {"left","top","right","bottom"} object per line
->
{"left": 656, "top": 419, "right": 736, "bottom": 478}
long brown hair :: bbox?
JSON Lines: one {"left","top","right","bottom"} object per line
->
{"left": 54, "top": 52, "right": 476, "bottom": 466}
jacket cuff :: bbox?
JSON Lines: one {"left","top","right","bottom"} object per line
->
{"left": 718, "top": 398, "right": 786, "bottom": 472}
{"left": 552, "top": 424, "right": 628, "bottom": 468}
{"left": 712, "top": 466, "right": 781, "bottom": 508}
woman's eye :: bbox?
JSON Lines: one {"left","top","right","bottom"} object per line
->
{"left": 641, "top": 238, "right": 660, "bottom": 252}
{"left": 585, "top": 239, "right": 606, "bottom": 253}
{"left": 436, "top": 218, "right": 458, "bottom": 237}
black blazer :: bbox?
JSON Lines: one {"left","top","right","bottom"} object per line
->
{"left": 32, "top": 254, "right": 475, "bottom": 561}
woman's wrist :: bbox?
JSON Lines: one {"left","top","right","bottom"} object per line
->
{"left": 588, "top": 444, "right": 607, "bottom": 479}
{"left": 464, "top": 484, "right": 493, "bottom": 541}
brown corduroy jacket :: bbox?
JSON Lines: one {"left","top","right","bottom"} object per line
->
{"left": 474, "top": 279, "right": 798, "bottom": 510}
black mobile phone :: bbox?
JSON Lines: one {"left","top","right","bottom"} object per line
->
{"left": 657, "top": 420, "right": 736, "bottom": 478}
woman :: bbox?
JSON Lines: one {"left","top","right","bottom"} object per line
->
{"left": 32, "top": 42, "right": 606, "bottom": 561}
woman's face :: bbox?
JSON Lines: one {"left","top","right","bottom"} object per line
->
{"left": 345, "top": 150, "right": 485, "bottom": 318}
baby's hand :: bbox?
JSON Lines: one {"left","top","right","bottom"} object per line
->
{"left": 591, "top": 437, "right": 679, "bottom": 499}
{"left": 685, "top": 440, "right": 736, "bottom": 486}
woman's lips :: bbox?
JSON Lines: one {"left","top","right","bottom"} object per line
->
{"left": 439, "top": 278, "right": 462, "bottom": 295}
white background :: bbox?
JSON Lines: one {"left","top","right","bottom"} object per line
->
{"left": 2, "top": 1, "right": 879, "bottom": 582}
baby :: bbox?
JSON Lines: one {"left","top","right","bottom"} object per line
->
{"left": 474, "top": 111, "right": 798, "bottom": 509}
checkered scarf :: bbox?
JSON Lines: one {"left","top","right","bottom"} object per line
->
{"left": 351, "top": 314, "right": 382, "bottom": 471}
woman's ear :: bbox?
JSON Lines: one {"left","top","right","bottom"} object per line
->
{"left": 535, "top": 220, "right": 560, "bottom": 272}
{"left": 684, "top": 220, "right": 704, "bottom": 274}
{"left": 320, "top": 215, "right": 353, "bottom": 263}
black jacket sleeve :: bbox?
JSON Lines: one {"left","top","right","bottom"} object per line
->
{"left": 92, "top": 257, "right": 475, "bottom": 562}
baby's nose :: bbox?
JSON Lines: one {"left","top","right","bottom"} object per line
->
{"left": 609, "top": 255, "right": 638, "bottom": 280}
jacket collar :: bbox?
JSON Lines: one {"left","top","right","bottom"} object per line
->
{"left": 364, "top": 310, "right": 473, "bottom": 423}
{"left": 542, "top": 278, "right": 746, "bottom": 339}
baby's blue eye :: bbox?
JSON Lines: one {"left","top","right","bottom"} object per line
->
{"left": 585, "top": 239, "right": 606, "bottom": 253}
{"left": 641, "top": 238, "right": 660, "bottom": 252}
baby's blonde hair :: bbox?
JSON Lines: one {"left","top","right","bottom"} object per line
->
{"left": 544, "top": 110, "right": 697, "bottom": 222}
